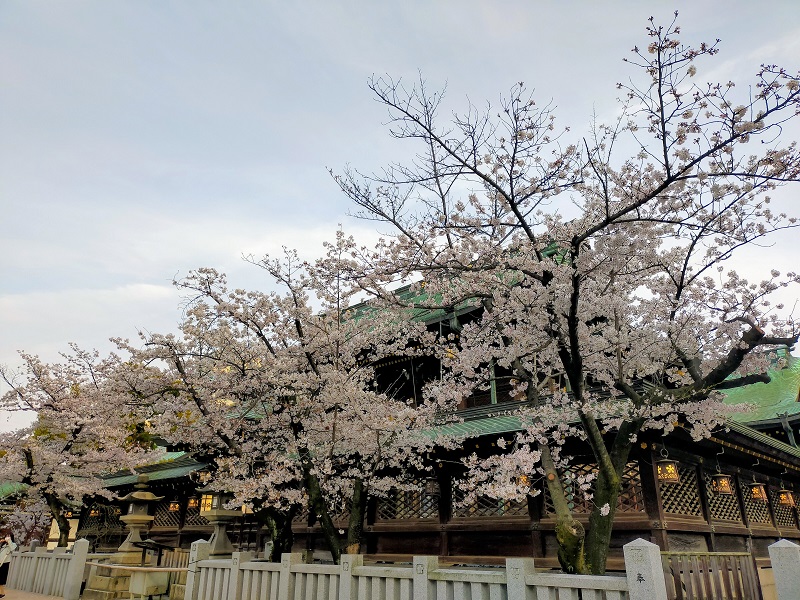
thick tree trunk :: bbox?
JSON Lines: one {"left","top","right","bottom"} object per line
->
{"left": 292, "top": 421, "right": 342, "bottom": 563}
{"left": 583, "top": 427, "right": 637, "bottom": 574}
{"left": 540, "top": 444, "right": 587, "bottom": 574}
{"left": 555, "top": 517, "right": 586, "bottom": 574}
{"left": 303, "top": 467, "right": 341, "bottom": 563}
{"left": 583, "top": 467, "right": 622, "bottom": 574}
{"left": 260, "top": 506, "right": 296, "bottom": 561}
{"left": 44, "top": 494, "right": 70, "bottom": 548}
{"left": 345, "top": 479, "right": 368, "bottom": 554}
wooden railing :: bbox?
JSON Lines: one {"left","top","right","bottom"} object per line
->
{"left": 160, "top": 548, "right": 191, "bottom": 600}
{"left": 661, "top": 551, "right": 761, "bottom": 600}
{"left": 187, "top": 548, "right": 632, "bottom": 600}
{"left": 6, "top": 540, "right": 97, "bottom": 600}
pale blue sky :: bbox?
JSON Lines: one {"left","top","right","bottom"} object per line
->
{"left": 3, "top": 1, "right": 800, "bottom": 431}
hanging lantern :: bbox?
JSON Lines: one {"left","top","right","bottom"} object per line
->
{"left": 778, "top": 488, "right": 796, "bottom": 507}
{"left": 711, "top": 473, "right": 734, "bottom": 496}
{"left": 749, "top": 482, "right": 768, "bottom": 502}
{"left": 656, "top": 449, "right": 681, "bottom": 484}
{"left": 187, "top": 497, "right": 199, "bottom": 509}
{"left": 89, "top": 507, "right": 100, "bottom": 517}
{"left": 425, "top": 479, "right": 441, "bottom": 496}
{"left": 168, "top": 499, "right": 181, "bottom": 512}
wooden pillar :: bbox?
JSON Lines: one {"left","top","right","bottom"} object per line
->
{"left": 438, "top": 466, "right": 451, "bottom": 556}
{"left": 696, "top": 461, "right": 716, "bottom": 551}
{"left": 639, "top": 449, "right": 668, "bottom": 550}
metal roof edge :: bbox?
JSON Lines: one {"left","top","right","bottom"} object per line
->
{"left": 723, "top": 419, "right": 800, "bottom": 460}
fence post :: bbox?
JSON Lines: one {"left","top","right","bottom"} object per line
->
{"left": 506, "top": 557, "right": 535, "bottom": 600}
{"left": 185, "top": 539, "right": 211, "bottom": 600}
{"left": 226, "top": 550, "right": 255, "bottom": 600}
{"left": 413, "top": 556, "right": 439, "bottom": 600}
{"left": 769, "top": 539, "right": 800, "bottom": 600}
{"left": 6, "top": 548, "right": 21, "bottom": 589}
{"left": 339, "top": 553, "right": 364, "bottom": 600}
{"left": 43, "top": 547, "right": 68, "bottom": 595}
{"left": 277, "top": 553, "right": 302, "bottom": 600}
{"left": 623, "top": 538, "right": 668, "bottom": 600}
{"left": 25, "top": 546, "right": 49, "bottom": 591}
{"left": 62, "top": 539, "right": 89, "bottom": 600}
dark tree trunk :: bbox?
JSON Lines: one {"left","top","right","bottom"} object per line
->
{"left": 540, "top": 444, "right": 587, "bottom": 574}
{"left": 346, "top": 479, "right": 368, "bottom": 554}
{"left": 583, "top": 466, "right": 622, "bottom": 574}
{"left": 260, "top": 506, "right": 297, "bottom": 561}
{"left": 303, "top": 466, "right": 341, "bottom": 563}
{"left": 44, "top": 494, "right": 70, "bottom": 548}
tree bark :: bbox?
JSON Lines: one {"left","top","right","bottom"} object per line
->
{"left": 583, "top": 423, "right": 638, "bottom": 574}
{"left": 260, "top": 506, "right": 296, "bottom": 561}
{"left": 583, "top": 465, "right": 622, "bottom": 574}
{"left": 540, "top": 444, "right": 586, "bottom": 574}
{"left": 302, "top": 464, "right": 341, "bottom": 563}
{"left": 44, "top": 493, "right": 69, "bottom": 548}
{"left": 345, "top": 479, "right": 368, "bottom": 554}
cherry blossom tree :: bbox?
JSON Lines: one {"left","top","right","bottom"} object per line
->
{"left": 0, "top": 347, "right": 154, "bottom": 546}
{"left": 335, "top": 15, "right": 800, "bottom": 573}
{"left": 1, "top": 499, "right": 52, "bottom": 547}
{"left": 121, "top": 236, "right": 443, "bottom": 562}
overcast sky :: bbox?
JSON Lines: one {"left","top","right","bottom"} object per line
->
{"left": 3, "top": 1, "right": 800, "bottom": 432}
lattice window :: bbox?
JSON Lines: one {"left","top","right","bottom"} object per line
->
{"left": 292, "top": 508, "right": 309, "bottom": 524}
{"left": 740, "top": 481, "right": 772, "bottom": 525}
{"left": 543, "top": 462, "right": 644, "bottom": 515}
{"left": 184, "top": 498, "right": 208, "bottom": 526}
{"left": 703, "top": 473, "right": 742, "bottom": 522}
{"left": 289, "top": 502, "right": 352, "bottom": 525}
{"left": 617, "top": 462, "right": 645, "bottom": 513}
{"left": 154, "top": 499, "right": 182, "bottom": 527}
{"left": 660, "top": 465, "right": 702, "bottom": 517}
{"left": 377, "top": 490, "right": 438, "bottom": 520}
{"left": 77, "top": 503, "right": 125, "bottom": 536}
{"left": 770, "top": 488, "right": 796, "bottom": 528}
{"left": 451, "top": 487, "right": 528, "bottom": 518}
{"left": 331, "top": 506, "right": 351, "bottom": 525}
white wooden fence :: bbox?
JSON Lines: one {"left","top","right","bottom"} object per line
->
{"left": 6, "top": 539, "right": 95, "bottom": 600}
{"left": 184, "top": 540, "right": 667, "bottom": 600}
{"left": 36, "top": 536, "right": 800, "bottom": 600}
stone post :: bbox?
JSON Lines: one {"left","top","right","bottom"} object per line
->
{"left": 185, "top": 539, "right": 210, "bottom": 600}
{"left": 226, "top": 550, "right": 255, "bottom": 600}
{"left": 277, "top": 553, "right": 302, "bottom": 600}
{"left": 506, "top": 557, "right": 535, "bottom": 600}
{"left": 199, "top": 508, "right": 241, "bottom": 556}
{"left": 42, "top": 546, "right": 68, "bottom": 595}
{"left": 623, "top": 538, "right": 668, "bottom": 600}
{"left": 413, "top": 556, "right": 439, "bottom": 600}
{"left": 338, "top": 553, "right": 364, "bottom": 600}
{"left": 63, "top": 539, "right": 90, "bottom": 600}
{"left": 768, "top": 539, "right": 800, "bottom": 600}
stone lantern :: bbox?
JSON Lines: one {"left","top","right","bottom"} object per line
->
{"left": 116, "top": 474, "right": 163, "bottom": 560}
{"left": 198, "top": 487, "right": 241, "bottom": 556}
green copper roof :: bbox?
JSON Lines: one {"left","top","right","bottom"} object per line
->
{"left": 103, "top": 453, "right": 206, "bottom": 488}
{"left": 724, "top": 353, "right": 800, "bottom": 424}
{"left": 0, "top": 481, "right": 28, "bottom": 500}
{"left": 429, "top": 414, "right": 525, "bottom": 439}
{"left": 724, "top": 419, "right": 800, "bottom": 461}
